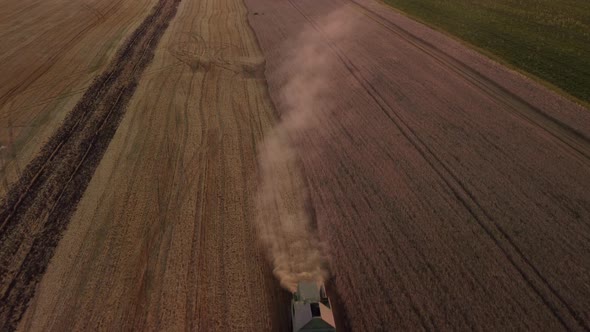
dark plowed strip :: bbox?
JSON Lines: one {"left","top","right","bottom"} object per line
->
{"left": 0, "top": 0, "right": 181, "bottom": 329}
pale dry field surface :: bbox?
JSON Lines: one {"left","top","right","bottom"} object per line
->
{"left": 12, "top": 0, "right": 292, "bottom": 330}
{"left": 246, "top": 0, "right": 590, "bottom": 330}
{"left": 0, "top": 0, "right": 157, "bottom": 197}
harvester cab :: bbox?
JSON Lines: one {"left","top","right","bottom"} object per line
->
{"left": 291, "top": 281, "right": 336, "bottom": 332}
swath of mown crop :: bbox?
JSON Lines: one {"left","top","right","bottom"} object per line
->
{"left": 0, "top": 0, "right": 181, "bottom": 329}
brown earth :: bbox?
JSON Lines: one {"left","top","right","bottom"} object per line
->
{"left": 0, "top": 0, "right": 589, "bottom": 330}
{"left": 245, "top": 0, "right": 590, "bottom": 330}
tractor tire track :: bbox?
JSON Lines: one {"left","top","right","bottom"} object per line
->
{"left": 0, "top": 0, "right": 181, "bottom": 329}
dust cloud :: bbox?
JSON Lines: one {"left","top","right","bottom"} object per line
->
{"left": 254, "top": 9, "right": 356, "bottom": 292}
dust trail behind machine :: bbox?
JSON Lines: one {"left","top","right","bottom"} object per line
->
{"left": 254, "top": 8, "right": 357, "bottom": 293}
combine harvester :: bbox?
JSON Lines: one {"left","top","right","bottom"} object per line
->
{"left": 291, "top": 281, "right": 337, "bottom": 332}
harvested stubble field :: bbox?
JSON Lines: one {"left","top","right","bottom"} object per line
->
{"left": 0, "top": 0, "right": 159, "bottom": 197}
{"left": 2, "top": 0, "right": 289, "bottom": 330}
{"left": 0, "top": 0, "right": 589, "bottom": 330}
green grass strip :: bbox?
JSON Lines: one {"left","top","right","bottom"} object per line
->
{"left": 382, "top": 0, "right": 590, "bottom": 104}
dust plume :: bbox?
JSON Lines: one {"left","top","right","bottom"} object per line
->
{"left": 254, "top": 8, "right": 356, "bottom": 292}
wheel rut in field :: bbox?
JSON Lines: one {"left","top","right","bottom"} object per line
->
{"left": 0, "top": 0, "right": 181, "bottom": 329}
